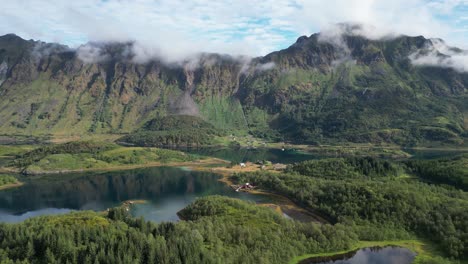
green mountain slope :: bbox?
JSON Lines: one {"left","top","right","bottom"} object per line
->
{"left": 0, "top": 30, "right": 466, "bottom": 146}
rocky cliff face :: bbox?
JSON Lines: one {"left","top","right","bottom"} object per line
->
{"left": 0, "top": 36, "right": 246, "bottom": 135}
{"left": 0, "top": 31, "right": 466, "bottom": 146}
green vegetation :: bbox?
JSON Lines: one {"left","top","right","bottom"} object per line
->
{"left": 234, "top": 157, "right": 468, "bottom": 261}
{"left": 1, "top": 32, "right": 468, "bottom": 264}
{"left": 0, "top": 196, "right": 357, "bottom": 264}
{"left": 11, "top": 141, "right": 196, "bottom": 174}
{"left": 0, "top": 174, "right": 17, "bottom": 186}
{"left": 0, "top": 174, "right": 22, "bottom": 190}
{"left": 285, "top": 156, "right": 402, "bottom": 179}
{"left": 1, "top": 34, "right": 467, "bottom": 147}
{"left": 1, "top": 152, "right": 467, "bottom": 263}
{"left": 12, "top": 141, "right": 116, "bottom": 168}
{"left": 0, "top": 145, "right": 35, "bottom": 157}
{"left": 0, "top": 195, "right": 460, "bottom": 264}
{"left": 120, "top": 130, "right": 217, "bottom": 147}
{"left": 290, "top": 240, "right": 438, "bottom": 264}
{"left": 198, "top": 97, "right": 249, "bottom": 132}
{"left": 120, "top": 115, "right": 226, "bottom": 147}
{"left": 238, "top": 36, "right": 467, "bottom": 146}
{"left": 144, "top": 115, "right": 218, "bottom": 131}
{"left": 406, "top": 154, "right": 468, "bottom": 190}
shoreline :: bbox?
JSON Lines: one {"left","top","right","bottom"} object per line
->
{"left": 0, "top": 181, "right": 24, "bottom": 191}
{"left": 289, "top": 240, "right": 429, "bottom": 264}
{"left": 1, "top": 157, "right": 324, "bottom": 224}
{"left": 190, "top": 163, "right": 330, "bottom": 223}
{"left": 5, "top": 158, "right": 230, "bottom": 175}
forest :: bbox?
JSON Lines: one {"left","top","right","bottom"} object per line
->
{"left": 119, "top": 115, "right": 226, "bottom": 147}
{"left": 0, "top": 196, "right": 357, "bottom": 264}
{"left": 234, "top": 156, "right": 468, "bottom": 261}
{"left": 405, "top": 155, "right": 468, "bottom": 190}
{"left": 0, "top": 155, "right": 465, "bottom": 263}
{"left": 285, "top": 156, "right": 402, "bottom": 179}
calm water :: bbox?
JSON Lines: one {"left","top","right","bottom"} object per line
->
{"left": 1, "top": 147, "right": 465, "bottom": 223}
{"left": 177, "top": 146, "right": 468, "bottom": 163}
{"left": 0, "top": 167, "right": 270, "bottom": 223}
{"left": 299, "top": 247, "right": 416, "bottom": 264}
{"left": 177, "top": 147, "right": 319, "bottom": 164}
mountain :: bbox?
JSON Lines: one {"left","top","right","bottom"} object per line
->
{"left": 0, "top": 29, "right": 467, "bottom": 146}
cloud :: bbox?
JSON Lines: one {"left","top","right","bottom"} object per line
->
{"left": 0, "top": 0, "right": 467, "bottom": 64}
{"left": 76, "top": 43, "right": 109, "bottom": 64}
{"left": 316, "top": 23, "right": 364, "bottom": 67}
{"left": 409, "top": 38, "right": 468, "bottom": 72}
{"left": 31, "top": 41, "right": 70, "bottom": 62}
{"left": 255, "top": 62, "right": 276, "bottom": 71}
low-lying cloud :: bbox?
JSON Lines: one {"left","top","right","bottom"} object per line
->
{"left": 76, "top": 42, "right": 134, "bottom": 64}
{"left": 31, "top": 42, "right": 70, "bottom": 62}
{"left": 3, "top": 0, "right": 466, "bottom": 73}
{"left": 255, "top": 62, "right": 276, "bottom": 71}
{"left": 1, "top": 0, "right": 467, "bottom": 62}
{"left": 317, "top": 23, "right": 364, "bottom": 67}
{"left": 409, "top": 39, "right": 468, "bottom": 73}
{"left": 76, "top": 43, "right": 109, "bottom": 64}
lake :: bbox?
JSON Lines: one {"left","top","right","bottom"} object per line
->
{"left": 176, "top": 147, "right": 319, "bottom": 164}
{"left": 299, "top": 247, "right": 416, "bottom": 264}
{"left": 0, "top": 147, "right": 465, "bottom": 223}
{"left": 173, "top": 146, "right": 468, "bottom": 163}
{"left": 0, "top": 167, "right": 270, "bottom": 223}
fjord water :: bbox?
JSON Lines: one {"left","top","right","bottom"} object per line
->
{"left": 299, "top": 247, "right": 416, "bottom": 264}
{"left": 0, "top": 167, "right": 269, "bottom": 222}
{"left": 178, "top": 147, "right": 318, "bottom": 163}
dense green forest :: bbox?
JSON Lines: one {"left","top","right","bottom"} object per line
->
{"left": 285, "top": 156, "right": 402, "bottom": 179}
{"left": 405, "top": 155, "right": 468, "bottom": 190}
{"left": 143, "top": 115, "right": 219, "bottom": 132}
{"left": 0, "top": 196, "right": 357, "bottom": 264}
{"left": 0, "top": 155, "right": 466, "bottom": 263}
{"left": 119, "top": 115, "right": 226, "bottom": 147}
{"left": 234, "top": 157, "right": 468, "bottom": 260}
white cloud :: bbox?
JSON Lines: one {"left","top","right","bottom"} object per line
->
{"left": 76, "top": 43, "right": 110, "bottom": 64}
{"left": 255, "top": 62, "right": 276, "bottom": 71}
{"left": 409, "top": 38, "right": 468, "bottom": 72}
{"left": 0, "top": 0, "right": 467, "bottom": 63}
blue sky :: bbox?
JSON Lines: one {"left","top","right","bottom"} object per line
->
{"left": 0, "top": 0, "right": 467, "bottom": 60}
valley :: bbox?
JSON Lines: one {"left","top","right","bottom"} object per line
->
{"left": 0, "top": 138, "right": 466, "bottom": 263}
{"left": 0, "top": 25, "right": 467, "bottom": 264}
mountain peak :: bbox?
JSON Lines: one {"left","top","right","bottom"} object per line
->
{"left": 0, "top": 33, "right": 22, "bottom": 39}
{"left": 0, "top": 33, "right": 29, "bottom": 44}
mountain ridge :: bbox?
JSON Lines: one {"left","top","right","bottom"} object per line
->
{"left": 0, "top": 31, "right": 466, "bottom": 146}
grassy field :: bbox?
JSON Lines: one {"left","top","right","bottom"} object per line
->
{"left": 23, "top": 147, "right": 198, "bottom": 174}
{"left": 0, "top": 145, "right": 36, "bottom": 157}
{"left": 9, "top": 141, "right": 204, "bottom": 174}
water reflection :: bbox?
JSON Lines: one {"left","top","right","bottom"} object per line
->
{"left": 299, "top": 247, "right": 416, "bottom": 264}
{"left": 0, "top": 208, "right": 72, "bottom": 222}
{"left": 0, "top": 167, "right": 269, "bottom": 222}
{"left": 180, "top": 147, "right": 317, "bottom": 164}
